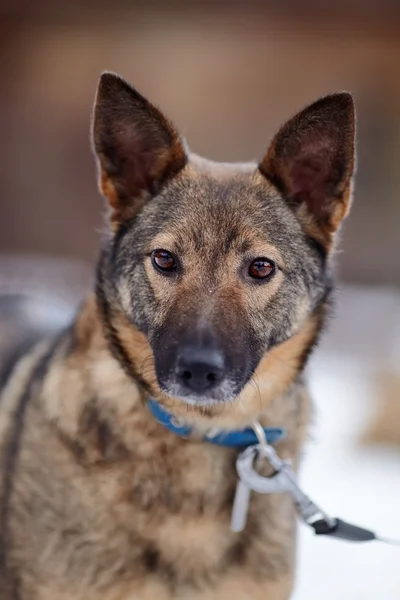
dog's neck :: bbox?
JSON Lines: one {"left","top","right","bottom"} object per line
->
{"left": 42, "top": 294, "right": 323, "bottom": 451}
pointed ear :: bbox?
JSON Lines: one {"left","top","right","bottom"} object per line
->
{"left": 92, "top": 72, "right": 187, "bottom": 222}
{"left": 259, "top": 93, "right": 356, "bottom": 246}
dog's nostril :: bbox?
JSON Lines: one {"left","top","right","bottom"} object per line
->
{"left": 175, "top": 349, "right": 226, "bottom": 392}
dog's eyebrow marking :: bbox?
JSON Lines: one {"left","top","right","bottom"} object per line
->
{"left": 147, "top": 232, "right": 177, "bottom": 253}
{"left": 244, "top": 242, "right": 286, "bottom": 270}
{"left": 220, "top": 226, "right": 243, "bottom": 254}
{"left": 237, "top": 238, "right": 252, "bottom": 254}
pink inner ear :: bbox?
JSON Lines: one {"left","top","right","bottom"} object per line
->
{"left": 290, "top": 153, "right": 333, "bottom": 218}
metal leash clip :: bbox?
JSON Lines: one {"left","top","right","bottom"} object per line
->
{"left": 231, "top": 421, "right": 298, "bottom": 532}
{"left": 231, "top": 421, "right": 399, "bottom": 544}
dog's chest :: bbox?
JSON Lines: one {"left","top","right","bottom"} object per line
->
{"left": 26, "top": 433, "right": 294, "bottom": 599}
{"left": 77, "top": 443, "right": 292, "bottom": 600}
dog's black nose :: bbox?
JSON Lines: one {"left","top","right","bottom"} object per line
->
{"left": 175, "top": 348, "right": 225, "bottom": 392}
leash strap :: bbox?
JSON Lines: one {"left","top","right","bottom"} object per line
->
{"left": 234, "top": 434, "right": 400, "bottom": 546}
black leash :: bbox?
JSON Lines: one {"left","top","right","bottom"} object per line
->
{"left": 311, "top": 517, "right": 400, "bottom": 544}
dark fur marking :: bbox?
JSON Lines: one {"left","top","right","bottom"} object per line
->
{"left": 305, "top": 235, "right": 327, "bottom": 264}
{"left": 95, "top": 252, "right": 152, "bottom": 396}
{"left": 141, "top": 545, "right": 160, "bottom": 573}
{"left": 227, "top": 538, "right": 247, "bottom": 565}
{"left": 0, "top": 332, "right": 65, "bottom": 599}
{"left": 258, "top": 169, "right": 284, "bottom": 201}
{"left": 238, "top": 238, "right": 252, "bottom": 254}
{"left": 297, "top": 294, "right": 332, "bottom": 373}
{"left": 75, "top": 400, "right": 130, "bottom": 464}
{"left": 110, "top": 217, "right": 137, "bottom": 266}
{"left": 221, "top": 225, "right": 240, "bottom": 254}
{"left": 139, "top": 544, "right": 178, "bottom": 592}
{"left": 0, "top": 337, "right": 40, "bottom": 395}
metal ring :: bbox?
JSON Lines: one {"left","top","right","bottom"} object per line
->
{"left": 236, "top": 444, "right": 293, "bottom": 494}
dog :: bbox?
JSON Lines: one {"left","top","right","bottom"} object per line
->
{"left": 0, "top": 73, "right": 355, "bottom": 599}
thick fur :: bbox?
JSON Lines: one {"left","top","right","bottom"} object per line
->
{"left": 0, "top": 74, "right": 355, "bottom": 599}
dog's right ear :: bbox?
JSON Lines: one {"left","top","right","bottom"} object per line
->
{"left": 92, "top": 73, "right": 187, "bottom": 223}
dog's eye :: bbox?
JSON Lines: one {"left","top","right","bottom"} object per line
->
{"left": 151, "top": 249, "right": 177, "bottom": 273}
{"left": 248, "top": 258, "right": 275, "bottom": 280}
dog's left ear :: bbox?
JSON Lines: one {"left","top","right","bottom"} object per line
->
{"left": 259, "top": 93, "right": 356, "bottom": 246}
{"left": 92, "top": 72, "right": 187, "bottom": 222}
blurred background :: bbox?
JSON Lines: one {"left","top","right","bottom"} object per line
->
{"left": 0, "top": 1, "right": 400, "bottom": 598}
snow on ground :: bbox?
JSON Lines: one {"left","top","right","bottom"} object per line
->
{"left": 293, "top": 286, "right": 400, "bottom": 599}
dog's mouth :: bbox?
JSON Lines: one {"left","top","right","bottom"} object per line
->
{"left": 157, "top": 372, "right": 250, "bottom": 407}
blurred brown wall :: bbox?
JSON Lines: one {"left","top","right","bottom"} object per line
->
{"left": 1, "top": 4, "right": 400, "bottom": 285}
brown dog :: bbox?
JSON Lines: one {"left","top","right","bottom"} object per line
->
{"left": 0, "top": 73, "right": 356, "bottom": 599}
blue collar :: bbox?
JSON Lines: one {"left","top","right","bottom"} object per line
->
{"left": 148, "top": 398, "right": 285, "bottom": 448}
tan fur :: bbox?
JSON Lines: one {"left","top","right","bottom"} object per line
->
{"left": 0, "top": 296, "right": 308, "bottom": 599}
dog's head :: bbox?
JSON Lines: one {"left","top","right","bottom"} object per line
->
{"left": 93, "top": 73, "right": 355, "bottom": 410}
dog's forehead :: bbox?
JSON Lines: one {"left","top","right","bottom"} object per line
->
{"left": 153, "top": 155, "right": 298, "bottom": 253}
{"left": 183, "top": 153, "right": 263, "bottom": 197}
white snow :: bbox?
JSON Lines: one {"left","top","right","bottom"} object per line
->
{"left": 293, "top": 286, "right": 400, "bottom": 599}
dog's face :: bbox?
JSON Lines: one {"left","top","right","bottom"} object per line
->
{"left": 93, "top": 74, "right": 355, "bottom": 406}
